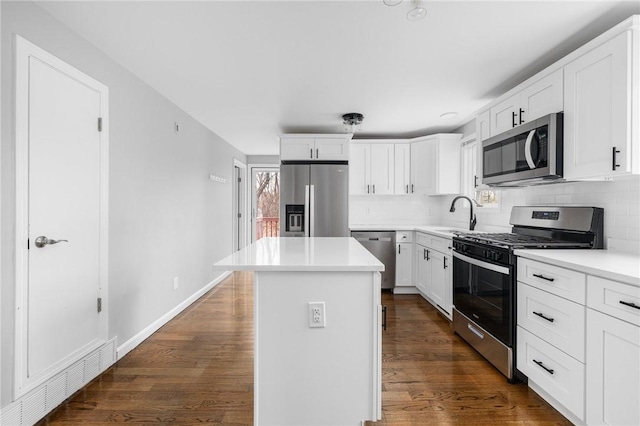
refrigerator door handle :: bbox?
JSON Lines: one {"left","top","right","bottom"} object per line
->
{"left": 310, "top": 185, "right": 315, "bottom": 237}
{"left": 304, "top": 185, "right": 310, "bottom": 237}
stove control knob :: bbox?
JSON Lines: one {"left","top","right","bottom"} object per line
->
{"left": 495, "top": 252, "right": 503, "bottom": 261}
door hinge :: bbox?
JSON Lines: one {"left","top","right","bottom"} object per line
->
{"left": 98, "top": 117, "right": 103, "bottom": 132}
{"left": 97, "top": 297, "right": 102, "bottom": 313}
{"left": 237, "top": 177, "right": 242, "bottom": 183}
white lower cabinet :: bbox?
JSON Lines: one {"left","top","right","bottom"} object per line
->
{"left": 517, "top": 327, "right": 585, "bottom": 418}
{"left": 518, "top": 256, "right": 640, "bottom": 425}
{"left": 517, "top": 259, "right": 587, "bottom": 423}
{"left": 396, "top": 242, "right": 413, "bottom": 287}
{"left": 586, "top": 276, "right": 640, "bottom": 426}
{"left": 518, "top": 283, "right": 586, "bottom": 362}
{"left": 415, "top": 232, "right": 453, "bottom": 319}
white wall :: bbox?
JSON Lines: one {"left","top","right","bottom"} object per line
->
{"left": 1, "top": 1, "right": 245, "bottom": 407}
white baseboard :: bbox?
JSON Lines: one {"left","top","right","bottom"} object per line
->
{"left": 116, "top": 271, "right": 232, "bottom": 359}
{"left": 393, "top": 286, "right": 419, "bottom": 295}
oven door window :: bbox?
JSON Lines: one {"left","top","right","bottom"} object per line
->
{"left": 453, "top": 256, "right": 513, "bottom": 346}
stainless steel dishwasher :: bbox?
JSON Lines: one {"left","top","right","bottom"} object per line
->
{"left": 351, "top": 231, "right": 396, "bottom": 290}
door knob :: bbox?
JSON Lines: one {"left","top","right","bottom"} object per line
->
{"left": 34, "top": 236, "right": 69, "bottom": 248}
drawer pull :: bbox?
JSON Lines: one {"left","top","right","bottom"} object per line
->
{"left": 533, "top": 311, "right": 555, "bottom": 323}
{"left": 533, "top": 359, "right": 554, "bottom": 375}
{"left": 467, "top": 323, "right": 484, "bottom": 339}
{"left": 533, "top": 273, "right": 555, "bottom": 282}
{"left": 620, "top": 300, "right": 640, "bottom": 310}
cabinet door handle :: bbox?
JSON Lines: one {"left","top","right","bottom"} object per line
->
{"left": 406, "top": 184, "right": 409, "bottom": 194}
{"left": 533, "top": 359, "right": 554, "bottom": 375}
{"left": 310, "top": 148, "right": 313, "bottom": 159}
{"left": 398, "top": 244, "right": 401, "bottom": 255}
{"left": 411, "top": 184, "right": 415, "bottom": 193}
{"left": 373, "top": 184, "right": 376, "bottom": 194}
{"left": 533, "top": 311, "right": 554, "bottom": 322}
{"left": 612, "top": 147, "right": 621, "bottom": 170}
{"left": 620, "top": 300, "right": 640, "bottom": 310}
{"left": 426, "top": 249, "right": 430, "bottom": 261}
{"left": 533, "top": 273, "right": 555, "bottom": 282}
{"left": 443, "top": 257, "right": 447, "bottom": 269}
{"left": 512, "top": 111, "right": 517, "bottom": 127}
{"left": 367, "top": 184, "right": 370, "bottom": 194}
{"left": 474, "top": 175, "right": 478, "bottom": 188}
{"left": 382, "top": 305, "right": 387, "bottom": 331}
{"left": 316, "top": 148, "right": 319, "bottom": 158}
{"left": 519, "top": 108, "right": 525, "bottom": 124}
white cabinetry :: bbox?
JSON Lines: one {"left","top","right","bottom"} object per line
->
{"left": 280, "top": 134, "right": 351, "bottom": 161}
{"left": 516, "top": 258, "right": 586, "bottom": 423}
{"left": 350, "top": 143, "right": 395, "bottom": 195}
{"left": 475, "top": 109, "right": 490, "bottom": 187}
{"left": 415, "top": 232, "right": 453, "bottom": 319}
{"left": 517, "top": 255, "right": 640, "bottom": 425}
{"left": 564, "top": 29, "right": 639, "bottom": 180}
{"left": 490, "top": 69, "right": 563, "bottom": 136}
{"left": 415, "top": 244, "right": 429, "bottom": 296}
{"left": 394, "top": 144, "right": 412, "bottom": 195}
{"left": 410, "top": 134, "right": 462, "bottom": 196}
{"left": 395, "top": 231, "right": 413, "bottom": 288}
{"left": 586, "top": 276, "right": 640, "bottom": 426}
{"left": 349, "top": 134, "right": 462, "bottom": 196}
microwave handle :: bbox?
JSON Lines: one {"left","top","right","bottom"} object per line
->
{"left": 524, "top": 129, "right": 536, "bottom": 169}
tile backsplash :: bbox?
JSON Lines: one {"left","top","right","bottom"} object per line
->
{"left": 438, "top": 176, "right": 640, "bottom": 253}
{"left": 350, "top": 195, "right": 440, "bottom": 226}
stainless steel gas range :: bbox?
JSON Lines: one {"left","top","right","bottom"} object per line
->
{"left": 451, "top": 206, "right": 604, "bottom": 382}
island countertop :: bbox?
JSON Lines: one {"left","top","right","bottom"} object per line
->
{"left": 213, "top": 237, "right": 385, "bottom": 272}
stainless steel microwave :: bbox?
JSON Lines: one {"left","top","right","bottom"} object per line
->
{"left": 482, "top": 112, "right": 563, "bottom": 187}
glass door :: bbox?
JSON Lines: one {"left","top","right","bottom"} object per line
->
{"left": 251, "top": 167, "right": 280, "bottom": 242}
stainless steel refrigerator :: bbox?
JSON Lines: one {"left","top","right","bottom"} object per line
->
{"left": 280, "top": 163, "right": 349, "bottom": 237}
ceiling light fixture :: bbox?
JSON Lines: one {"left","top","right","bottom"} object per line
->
{"left": 406, "top": 0, "right": 427, "bottom": 21}
{"left": 342, "top": 113, "right": 365, "bottom": 133}
{"left": 440, "top": 112, "right": 459, "bottom": 119}
{"left": 383, "top": 0, "right": 403, "bottom": 6}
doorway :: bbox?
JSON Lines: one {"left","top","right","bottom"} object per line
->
{"left": 232, "top": 159, "right": 247, "bottom": 252}
{"left": 251, "top": 167, "right": 280, "bottom": 242}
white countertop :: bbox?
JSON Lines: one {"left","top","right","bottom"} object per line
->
{"left": 514, "top": 249, "right": 640, "bottom": 287}
{"left": 213, "top": 237, "right": 385, "bottom": 272}
{"left": 350, "top": 224, "right": 472, "bottom": 239}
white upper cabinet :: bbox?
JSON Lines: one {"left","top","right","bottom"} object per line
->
{"left": 490, "top": 69, "right": 564, "bottom": 136}
{"left": 349, "top": 142, "right": 394, "bottom": 195}
{"left": 564, "top": 29, "right": 639, "bottom": 180}
{"left": 475, "top": 110, "right": 490, "bottom": 187}
{"left": 350, "top": 134, "right": 461, "bottom": 196}
{"left": 370, "top": 144, "right": 395, "bottom": 195}
{"left": 411, "top": 134, "right": 462, "bottom": 195}
{"left": 474, "top": 16, "right": 639, "bottom": 184}
{"left": 280, "top": 134, "right": 352, "bottom": 161}
{"left": 394, "top": 144, "right": 412, "bottom": 195}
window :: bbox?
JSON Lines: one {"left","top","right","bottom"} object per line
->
{"left": 460, "top": 135, "right": 499, "bottom": 208}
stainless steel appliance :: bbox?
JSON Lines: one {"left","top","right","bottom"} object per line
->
{"left": 482, "top": 112, "right": 563, "bottom": 187}
{"left": 452, "top": 206, "right": 603, "bottom": 382}
{"left": 351, "top": 231, "right": 396, "bottom": 290}
{"left": 280, "top": 162, "right": 349, "bottom": 237}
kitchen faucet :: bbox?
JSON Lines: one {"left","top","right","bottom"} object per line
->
{"left": 449, "top": 196, "right": 479, "bottom": 231}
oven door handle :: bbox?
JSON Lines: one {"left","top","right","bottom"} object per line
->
{"left": 453, "top": 251, "right": 510, "bottom": 275}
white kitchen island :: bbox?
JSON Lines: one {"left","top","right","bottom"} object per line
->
{"left": 214, "top": 237, "right": 384, "bottom": 426}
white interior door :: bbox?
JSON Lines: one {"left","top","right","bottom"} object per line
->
{"left": 15, "top": 37, "right": 109, "bottom": 396}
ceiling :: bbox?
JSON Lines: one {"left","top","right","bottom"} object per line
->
{"left": 36, "top": 1, "right": 640, "bottom": 155}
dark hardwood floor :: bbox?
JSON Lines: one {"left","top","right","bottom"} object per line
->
{"left": 40, "top": 272, "right": 571, "bottom": 425}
